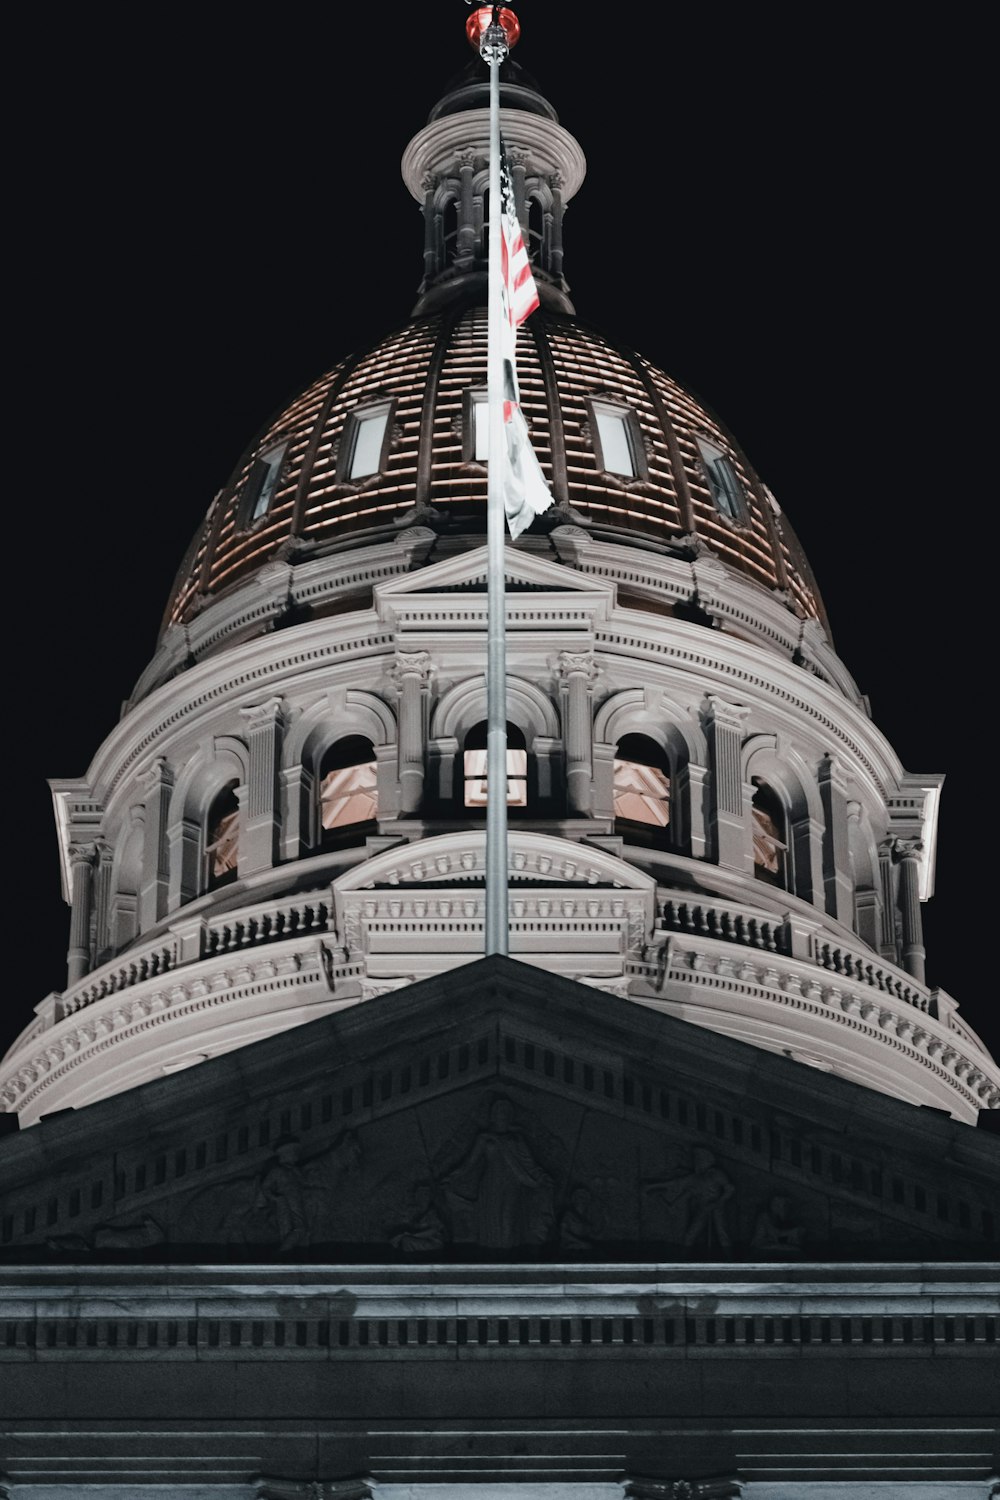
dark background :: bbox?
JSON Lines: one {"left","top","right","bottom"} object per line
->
{"left": 8, "top": 9, "right": 992, "bottom": 1095}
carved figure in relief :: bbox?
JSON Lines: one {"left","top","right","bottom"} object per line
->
{"left": 751, "top": 1194, "right": 805, "bottom": 1250}
{"left": 389, "top": 1181, "right": 448, "bottom": 1253}
{"left": 203, "top": 1129, "right": 361, "bottom": 1248}
{"left": 644, "top": 1147, "right": 734, "bottom": 1247}
{"left": 558, "top": 1185, "right": 601, "bottom": 1250}
{"left": 442, "top": 1096, "right": 554, "bottom": 1248}
{"left": 257, "top": 1137, "right": 310, "bottom": 1250}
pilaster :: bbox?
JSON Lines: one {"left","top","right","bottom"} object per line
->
{"left": 819, "top": 754, "right": 854, "bottom": 923}
{"left": 557, "top": 649, "right": 601, "bottom": 814}
{"left": 239, "top": 699, "right": 287, "bottom": 876}
{"left": 703, "top": 696, "right": 750, "bottom": 872}
{"left": 390, "top": 650, "right": 433, "bottom": 815}
{"left": 139, "top": 757, "right": 174, "bottom": 928}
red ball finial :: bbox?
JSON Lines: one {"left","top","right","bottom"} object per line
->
{"left": 466, "top": 6, "right": 521, "bottom": 54}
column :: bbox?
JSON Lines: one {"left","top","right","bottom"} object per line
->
{"left": 66, "top": 843, "right": 96, "bottom": 987}
{"left": 239, "top": 699, "right": 286, "bottom": 875}
{"left": 139, "top": 758, "right": 174, "bottom": 928}
{"left": 894, "top": 836, "right": 926, "bottom": 983}
{"left": 557, "top": 650, "right": 601, "bottom": 815}
{"left": 704, "top": 696, "right": 750, "bottom": 872}
{"left": 819, "top": 754, "right": 854, "bottom": 923}
{"left": 550, "top": 174, "right": 565, "bottom": 279}
{"left": 457, "top": 150, "right": 476, "bottom": 266}
{"left": 673, "top": 761, "right": 709, "bottom": 859}
{"left": 877, "top": 837, "right": 898, "bottom": 961}
{"left": 92, "top": 840, "right": 114, "bottom": 968}
{"left": 391, "top": 651, "right": 432, "bottom": 816}
{"left": 421, "top": 173, "right": 437, "bottom": 282}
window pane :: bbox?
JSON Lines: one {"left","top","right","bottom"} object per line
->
{"left": 464, "top": 748, "right": 528, "bottom": 807}
{"left": 596, "top": 410, "right": 635, "bottom": 476}
{"left": 473, "top": 397, "right": 489, "bottom": 461}
{"left": 613, "top": 759, "right": 670, "bottom": 826}
{"left": 320, "top": 761, "right": 379, "bottom": 829}
{"left": 350, "top": 413, "right": 388, "bottom": 479}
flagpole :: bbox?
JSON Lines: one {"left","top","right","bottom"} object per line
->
{"left": 481, "top": 7, "right": 510, "bottom": 956}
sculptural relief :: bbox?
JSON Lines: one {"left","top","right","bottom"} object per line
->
{"left": 643, "top": 1147, "right": 735, "bottom": 1248}
{"left": 438, "top": 1095, "right": 556, "bottom": 1248}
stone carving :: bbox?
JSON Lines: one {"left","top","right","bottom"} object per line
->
{"left": 256, "top": 1479, "right": 374, "bottom": 1500}
{"left": 625, "top": 1479, "right": 741, "bottom": 1500}
{"left": 644, "top": 1147, "right": 735, "bottom": 1247}
{"left": 750, "top": 1194, "right": 805, "bottom": 1251}
{"left": 187, "top": 1130, "right": 361, "bottom": 1249}
{"left": 389, "top": 1180, "right": 448, "bottom": 1253}
{"left": 558, "top": 1184, "right": 604, "bottom": 1250}
{"left": 441, "top": 1095, "right": 555, "bottom": 1248}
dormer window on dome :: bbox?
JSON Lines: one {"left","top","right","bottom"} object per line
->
{"left": 696, "top": 435, "right": 747, "bottom": 522}
{"left": 339, "top": 401, "right": 394, "bottom": 483}
{"left": 589, "top": 399, "right": 646, "bottom": 481}
{"left": 238, "top": 442, "right": 287, "bottom": 529}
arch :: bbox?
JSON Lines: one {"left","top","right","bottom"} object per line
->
{"left": 109, "top": 808, "right": 144, "bottom": 953}
{"left": 430, "top": 676, "right": 561, "bottom": 813}
{"left": 742, "top": 735, "right": 825, "bottom": 905}
{"left": 432, "top": 675, "right": 559, "bottom": 747}
{"left": 593, "top": 689, "right": 708, "bottom": 855}
{"left": 318, "top": 733, "right": 379, "bottom": 846}
{"left": 166, "top": 740, "right": 250, "bottom": 911}
{"left": 281, "top": 690, "right": 396, "bottom": 857}
{"left": 461, "top": 720, "right": 528, "bottom": 816}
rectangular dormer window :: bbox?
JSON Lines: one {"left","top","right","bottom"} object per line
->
{"left": 463, "top": 388, "right": 490, "bottom": 463}
{"left": 240, "top": 443, "right": 287, "bottom": 528}
{"left": 589, "top": 399, "right": 646, "bottom": 480}
{"left": 339, "top": 401, "right": 393, "bottom": 482}
{"left": 696, "top": 435, "right": 746, "bottom": 521}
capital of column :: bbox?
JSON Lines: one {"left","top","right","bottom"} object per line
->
{"left": 137, "top": 755, "right": 173, "bottom": 793}
{"left": 556, "top": 649, "right": 601, "bottom": 684}
{"left": 240, "top": 697, "right": 287, "bottom": 734}
{"left": 891, "top": 836, "right": 924, "bottom": 863}
{"left": 703, "top": 694, "right": 751, "bottom": 732}
{"left": 68, "top": 842, "right": 98, "bottom": 869}
{"left": 389, "top": 650, "right": 433, "bottom": 690}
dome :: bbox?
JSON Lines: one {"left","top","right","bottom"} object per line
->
{"left": 163, "top": 307, "right": 826, "bottom": 641}
{"left": 4, "top": 35, "right": 997, "bottom": 1135}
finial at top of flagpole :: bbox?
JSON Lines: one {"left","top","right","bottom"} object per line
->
{"left": 466, "top": 5, "right": 521, "bottom": 60}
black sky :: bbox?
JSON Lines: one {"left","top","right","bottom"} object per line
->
{"left": 9, "top": 8, "right": 992, "bottom": 1091}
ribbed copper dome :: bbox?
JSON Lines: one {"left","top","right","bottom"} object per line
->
{"left": 164, "top": 306, "right": 826, "bottom": 633}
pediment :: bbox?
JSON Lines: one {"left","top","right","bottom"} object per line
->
{"left": 331, "top": 831, "right": 656, "bottom": 989}
{"left": 374, "top": 544, "right": 614, "bottom": 629}
{"left": 2, "top": 958, "right": 996, "bottom": 1264}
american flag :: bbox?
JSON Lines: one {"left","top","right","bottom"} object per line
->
{"left": 499, "top": 139, "right": 540, "bottom": 330}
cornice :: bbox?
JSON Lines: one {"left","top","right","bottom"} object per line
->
{"left": 401, "top": 108, "right": 587, "bottom": 202}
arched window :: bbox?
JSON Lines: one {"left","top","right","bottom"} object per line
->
{"left": 613, "top": 734, "right": 670, "bottom": 833}
{"left": 206, "top": 782, "right": 240, "bottom": 889}
{"left": 319, "top": 736, "right": 378, "bottom": 844}
{"left": 463, "top": 721, "right": 527, "bottom": 813}
{"left": 752, "top": 778, "right": 788, "bottom": 887}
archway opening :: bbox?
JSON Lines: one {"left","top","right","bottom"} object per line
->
{"left": 752, "top": 777, "right": 788, "bottom": 888}
{"left": 206, "top": 782, "right": 240, "bottom": 890}
{"left": 613, "top": 733, "right": 671, "bottom": 839}
{"left": 319, "top": 736, "right": 379, "bottom": 846}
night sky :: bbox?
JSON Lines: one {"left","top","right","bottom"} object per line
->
{"left": 9, "top": 9, "right": 993, "bottom": 1101}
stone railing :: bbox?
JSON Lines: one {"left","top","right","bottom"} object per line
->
{"left": 52, "top": 889, "right": 335, "bottom": 1026}
{"left": 658, "top": 897, "right": 787, "bottom": 955}
{"left": 204, "top": 893, "right": 331, "bottom": 957}
{"left": 813, "top": 938, "right": 930, "bottom": 1014}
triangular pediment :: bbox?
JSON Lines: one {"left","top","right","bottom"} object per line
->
{"left": 1, "top": 957, "right": 996, "bottom": 1263}
{"left": 374, "top": 544, "right": 614, "bottom": 629}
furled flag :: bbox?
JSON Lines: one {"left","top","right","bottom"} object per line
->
{"left": 497, "top": 137, "right": 553, "bottom": 539}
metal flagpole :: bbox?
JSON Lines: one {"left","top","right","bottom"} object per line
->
{"left": 480, "top": 7, "right": 511, "bottom": 956}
